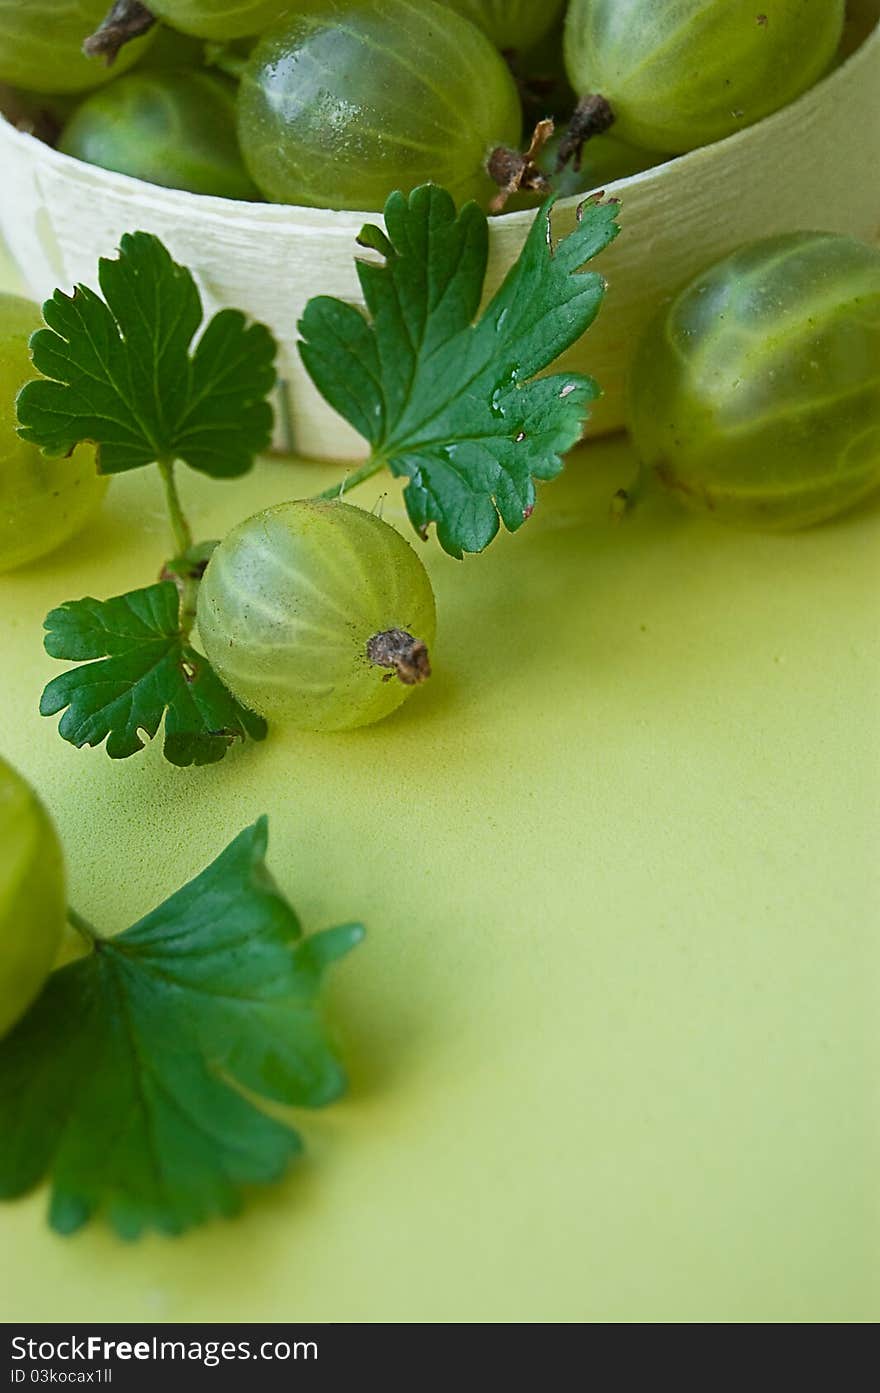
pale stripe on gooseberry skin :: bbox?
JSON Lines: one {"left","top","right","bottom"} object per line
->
{"left": 666, "top": 238, "right": 880, "bottom": 424}
{"left": 564, "top": 0, "right": 845, "bottom": 153}
{"left": 243, "top": 5, "right": 499, "bottom": 191}
{"left": 197, "top": 501, "right": 436, "bottom": 732}
{"left": 147, "top": 0, "right": 292, "bottom": 40}
{"left": 201, "top": 555, "right": 357, "bottom": 663}
{"left": 237, "top": 0, "right": 524, "bottom": 212}
{"left": 627, "top": 232, "right": 880, "bottom": 530}
{"left": 223, "top": 521, "right": 361, "bottom": 626}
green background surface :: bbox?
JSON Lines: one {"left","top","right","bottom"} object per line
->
{"left": 0, "top": 242, "right": 878, "bottom": 1324}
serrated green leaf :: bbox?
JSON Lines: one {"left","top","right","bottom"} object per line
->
{"left": 40, "top": 582, "right": 266, "bottom": 766}
{"left": 0, "top": 819, "right": 364, "bottom": 1239}
{"left": 299, "top": 186, "right": 620, "bottom": 557}
{"left": 16, "top": 232, "right": 277, "bottom": 479}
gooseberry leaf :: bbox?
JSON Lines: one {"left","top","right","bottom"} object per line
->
{"left": 40, "top": 581, "right": 267, "bottom": 766}
{"left": 298, "top": 186, "right": 620, "bottom": 557}
{"left": 0, "top": 818, "right": 364, "bottom": 1239}
{"left": 16, "top": 231, "right": 277, "bottom": 478}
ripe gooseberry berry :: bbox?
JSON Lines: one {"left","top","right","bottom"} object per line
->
{"left": 1, "top": 294, "right": 106, "bottom": 574}
{"left": 236, "top": 0, "right": 529, "bottom": 212}
{"left": 626, "top": 232, "right": 880, "bottom": 530}
{"left": 197, "top": 500, "right": 437, "bottom": 732}
{"left": 562, "top": 0, "right": 845, "bottom": 157}
{"left": 60, "top": 70, "right": 260, "bottom": 199}
{"left": 0, "top": 756, "right": 65, "bottom": 1038}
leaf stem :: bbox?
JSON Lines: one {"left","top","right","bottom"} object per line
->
{"left": 158, "top": 458, "right": 194, "bottom": 555}
{"left": 68, "top": 909, "right": 100, "bottom": 949}
{"left": 311, "top": 454, "right": 387, "bottom": 502}
{"left": 179, "top": 578, "right": 199, "bottom": 637}
{"left": 82, "top": 0, "right": 155, "bottom": 62}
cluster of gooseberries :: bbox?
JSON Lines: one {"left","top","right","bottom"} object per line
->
{"left": 3, "top": 226, "right": 879, "bottom": 753}
{"left": 0, "top": 2, "right": 878, "bottom": 751}
{"left": 0, "top": 1, "right": 876, "bottom": 1214}
{"left": 0, "top": 1, "right": 847, "bottom": 211}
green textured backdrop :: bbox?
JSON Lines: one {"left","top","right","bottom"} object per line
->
{"left": 0, "top": 241, "right": 877, "bottom": 1322}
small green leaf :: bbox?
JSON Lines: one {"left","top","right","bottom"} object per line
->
{"left": 0, "top": 819, "right": 364, "bottom": 1239}
{"left": 40, "top": 582, "right": 266, "bottom": 766}
{"left": 16, "top": 231, "right": 277, "bottom": 478}
{"left": 299, "top": 187, "right": 620, "bottom": 557}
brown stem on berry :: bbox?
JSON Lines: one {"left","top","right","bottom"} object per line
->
{"left": 556, "top": 94, "right": 615, "bottom": 172}
{"left": 82, "top": 0, "right": 156, "bottom": 65}
{"left": 366, "top": 629, "right": 431, "bottom": 685}
{"left": 487, "top": 117, "right": 555, "bottom": 214}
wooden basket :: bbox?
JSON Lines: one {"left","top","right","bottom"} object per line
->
{"left": 1, "top": 2, "right": 878, "bottom": 460}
